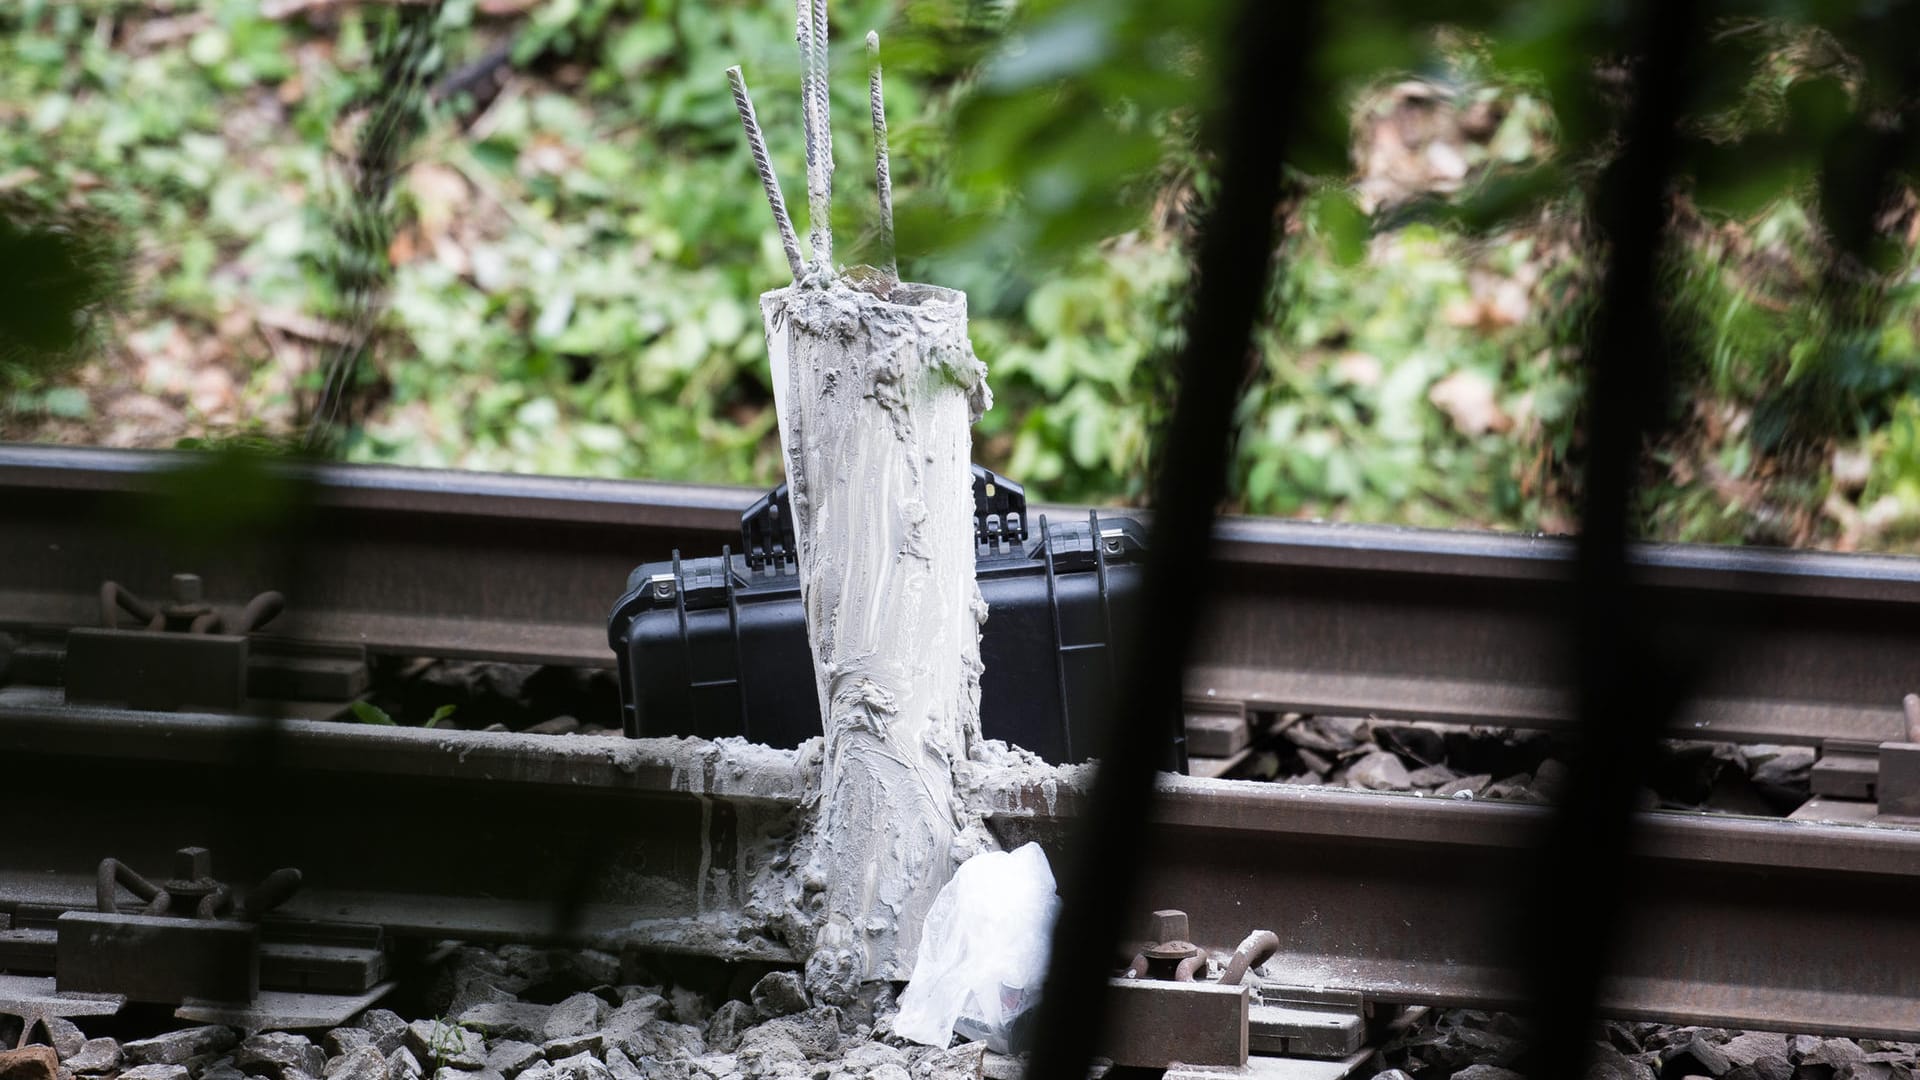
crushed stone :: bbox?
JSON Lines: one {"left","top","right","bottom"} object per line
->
{"left": 1239, "top": 717, "right": 1816, "bottom": 815}
{"left": 1370, "top": 1009, "right": 1919, "bottom": 1080}
{"left": 11, "top": 945, "right": 1913, "bottom": 1080}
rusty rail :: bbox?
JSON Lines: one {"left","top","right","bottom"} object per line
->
{"left": 0, "top": 685, "right": 801, "bottom": 955}
{"left": 7, "top": 444, "right": 1920, "bottom": 747}
{"left": 0, "top": 444, "right": 743, "bottom": 666}
{"left": 2, "top": 691, "right": 1918, "bottom": 1039}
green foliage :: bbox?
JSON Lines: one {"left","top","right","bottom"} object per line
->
{"left": 1662, "top": 197, "right": 1920, "bottom": 448}
{"left": 354, "top": 0, "right": 941, "bottom": 478}
{"left": 9, "top": 0, "right": 1920, "bottom": 552}
{"left": 0, "top": 201, "right": 127, "bottom": 392}
{"left": 350, "top": 700, "right": 456, "bottom": 727}
{"left": 138, "top": 448, "right": 313, "bottom": 553}
{"left": 1245, "top": 223, "right": 1579, "bottom": 525}
{"left": 425, "top": 1017, "right": 462, "bottom": 1073}
{"left": 979, "top": 237, "right": 1184, "bottom": 501}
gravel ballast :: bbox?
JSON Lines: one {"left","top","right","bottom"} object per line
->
{"left": 12, "top": 941, "right": 1914, "bottom": 1080}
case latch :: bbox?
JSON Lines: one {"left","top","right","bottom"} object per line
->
{"left": 741, "top": 464, "right": 1030, "bottom": 571}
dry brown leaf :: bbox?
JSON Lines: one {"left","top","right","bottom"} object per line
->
{"left": 256, "top": 307, "right": 356, "bottom": 345}
{"left": 1831, "top": 445, "right": 1871, "bottom": 494}
{"left": 1824, "top": 492, "right": 1864, "bottom": 552}
{"left": 520, "top": 139, "right": 577, "bottom": 178}
{"left": 408, "top": 162, "right": 471, "bottom": 241}
{"left": 1442, "top": 299, "right": 1483, "bottom": 328}
{"left": 1483, "top": 281, "right": 1530, "bottom": 327}
{"left": 216, "top": 307, "right": 253, "bottom": 343}
{"left": 388, "top": 225, "right": 420, "bottom": 266}
{"left": 1428, "top": 369, "right": 1510, "bottom": 437}
{"left": 130, "top": 13, "right": 212, "bottom": 50}
{"left": 1332, "top": 351, "right": 1382, "bottom": 388}
{"left": 189, "top": 365, "right": 236, "bottom": 417}
{"left": 432, "top": 231, "right": 472, "bottom": 277}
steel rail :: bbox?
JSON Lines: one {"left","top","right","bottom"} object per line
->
{"left": 0, "top": 444, "right": 745, "bottom": 666}
{"left": 0, "top": 684, "right": 801, "bottom": 956}
{"left": 2, "top": 694, "right": 1917, "bottom": 1039}
{"left": 6, "top": 444, "right": 1920, "bottom": 744}
{"left": 990, "top": 772, "right": 1920, "bottom": 1041}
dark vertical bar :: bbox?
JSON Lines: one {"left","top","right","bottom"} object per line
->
{"left": 1086, "top": 508, "right": 1133, "bottom": 767}
{"left": 1817, "top": 3, "right": 1920, "bottom": 277}
{"left": 1020, "top": 2, "right": 1318, "bottom": 1076}
{"left": 673, "top": 549, "right": 695, "bottom": 726}
{"left": 1810, "top": 6, "right": 1920, "bottom": 392}
{"left": 1521, "top": 1, "right": 1703, "bottom": 1075}
{"left": 723, "top": 544, "right": 749, "bottom": 737}
{"left": 1039, "top": 514, "right": 1075, "bottom": 762}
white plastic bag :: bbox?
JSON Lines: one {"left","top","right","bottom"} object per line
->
{"left": 893, "top": 842, "right": 1058, "bottom": 1050}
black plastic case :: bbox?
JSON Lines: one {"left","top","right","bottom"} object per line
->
{"left": 608, "top": 467, "right": 1170, "bottom": 766}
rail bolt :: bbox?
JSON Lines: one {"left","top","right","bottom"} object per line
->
{"left": 1147, "top": 909, "right": 1189, "bottom": 944}
{"left": 173, "top": 846, "right": 213, "bottom": 882}
{"left": 171, "top": 574, "right": 204, "bottom": 605}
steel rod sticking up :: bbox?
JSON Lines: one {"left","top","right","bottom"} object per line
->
{"left": 793, "top": 0, "right": 818, "bottom": 268}
{"left": 868, "top": 30, "right": 896, "bottom": 282}
{"left": 727, "top": 66, "right": 806, "bottom": 280}
{"left": 800, "top": 0, "right": 833, "bottom": 272}
{"left": 727, "top": 0, "right": 988, "bottom": 1002}
{"left": 731, "top": 1, "right": 912, "bottom": 284}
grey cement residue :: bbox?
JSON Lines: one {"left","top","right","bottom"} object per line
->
{"left": 605, "top": 727, "right": 1089, "bottom": 997}
{"left": 760, "top": 277, "right": 993, "bottom": 1001}
{"left": 728, "top": 2, "right": 1000, "bottom": 1003}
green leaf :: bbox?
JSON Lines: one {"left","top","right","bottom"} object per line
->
{"left": 1308, "top": 191, "right": 1369, "bottom": 268}
{"left": 1068, "top": 397, "right": 1108, "bottom": 468}
{"left": 980, "top": 11, "right": 1113, "bottom": 91}
{"left": 1784, "top": 77, "right": 1849, "bottom": 141}
{"left": 607, "top": 22, "right": 674, "bottom": 77}
{"left": 516, "top": 397, "right": 560, "bottom": 430}
{"left": 43, "top": 386, "right": 90, "bottom": 419}
{"left": 425, "top": 703, "right": 457, "bottom": 728}
{"left": 350, "top": 701, "right": 395, "bottom": 725}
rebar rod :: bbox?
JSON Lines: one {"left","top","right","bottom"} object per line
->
{"left": 797, "top": 0, "right": 832, "bottom": 271}
{"left": 727, "top": 65, "right": 806, "bottom": 279}
{"left": 867, "top": 30, "right": 895, "bottom": 281}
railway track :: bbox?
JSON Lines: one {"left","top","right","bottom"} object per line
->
{"left": 2, "top": 692, "right": 1918, "bottom": 1041}
{"left": 8, "top": 444, "right": 1920, "bottom": 745}
{"left": 6, "top": 443, "right": 1920, "bottom": 1048}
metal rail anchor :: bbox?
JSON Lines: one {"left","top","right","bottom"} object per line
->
{"left": 64, "top": 847, "right": 303, "bottom": 1004}
{"left": 1104, "top": 910, "right": 1375, "bottom": 1075}
{"left": 66, "top": 575, "right": 285, "bottom": 711}
{"left": 1105, "top": 909, "right": 1246, "bottom": 1069}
